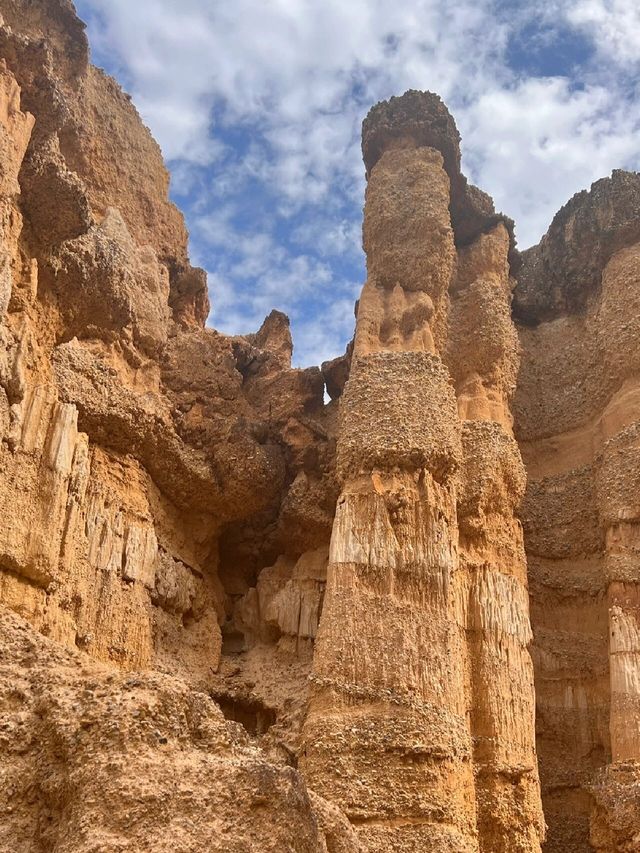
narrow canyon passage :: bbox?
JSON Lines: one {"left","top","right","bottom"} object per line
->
{"left": 0, "top": 2, "right": 639, "bottom": 850}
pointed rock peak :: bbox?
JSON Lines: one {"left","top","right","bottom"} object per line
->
{"left": 250, "top": 309, "right": 293, "bottom": 368}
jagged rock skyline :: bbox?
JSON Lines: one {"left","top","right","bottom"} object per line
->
{"left": 75, "top": 0, "right": 640, "bottom": 367}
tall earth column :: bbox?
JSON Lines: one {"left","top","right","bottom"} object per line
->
{"left": 448, "top": 226, "right": 544, "bottom": 851}
{"left": 302, "top": 92, "right": 544, "bottom": 853}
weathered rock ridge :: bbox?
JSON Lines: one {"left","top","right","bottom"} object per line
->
{"left": 0, "top": 2, "right": 638, "bottom": 851}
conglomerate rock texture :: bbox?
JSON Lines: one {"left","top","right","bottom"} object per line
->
{"left": 0, "top": 2, "right": 639, "bottom": 852}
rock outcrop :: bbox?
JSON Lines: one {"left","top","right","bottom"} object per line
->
{"left": 0, "top": 604, "right": 362, "bottom": 853}
{"left": 302, "top": 93, "right": 543, "bottom": 853}
{"left": 0, "top": 2, "right": 639, "bottom": 851}
{"left": 0, "top": 2, "right": 347, "bottom": 849}
{"left": 514, "top": 171, "right": 640, "bottom": 852}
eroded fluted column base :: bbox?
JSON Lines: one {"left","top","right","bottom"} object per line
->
{"left": 302, "top": 467, "right": 478, "bottom": 851}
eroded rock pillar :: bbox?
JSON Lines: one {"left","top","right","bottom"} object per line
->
{"left": 591, "top": 425, "right": 640, "bottom": 850}
{"left": 449, "top": 227, "right": 544, "bottom": 851}
{"left": 302, "top": 137, "right": 478, "bottom": 851}
{"left": 303, "top": 92, "right": 544, "bottom": 853}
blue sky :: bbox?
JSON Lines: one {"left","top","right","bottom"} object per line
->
{"left": 74, "top": 0, "right": 640, "bottom": 367}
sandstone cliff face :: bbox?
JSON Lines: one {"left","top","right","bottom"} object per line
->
{"left": 0, "top": 0, "right": 339, "bottom": 677}
{"left": 0, "top": 2, "right": 639, "bottom": 852}
{"left": 0, "top": 2, "right": 348, "bottom": 848}
{"left": 514, "top": 172, "right": 640, "bottom": 852}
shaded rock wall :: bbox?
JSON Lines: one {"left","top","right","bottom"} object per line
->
{"left": 514, "top": 175, "right": 640, "bottom": 852}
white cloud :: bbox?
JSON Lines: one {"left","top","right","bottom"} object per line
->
{"left": 76, "top": 0, "right": 640, "bottom": 364}
{"left": 460, "top": 77, "right": 640, "bottom": 246}
{"left": 291, "top": 217, "right": 362, "bottom": 259}
{"left": 567, "top": 0, "right": 640, "bottom": 66}
{"left": 293, "top": 293, "right": 360, "bottom": 367}
{"left": 194, "top": 211, "right": 345, "bottom": 364}
{"left": 79, "top": 0, "right": 504, "bottom": 199}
